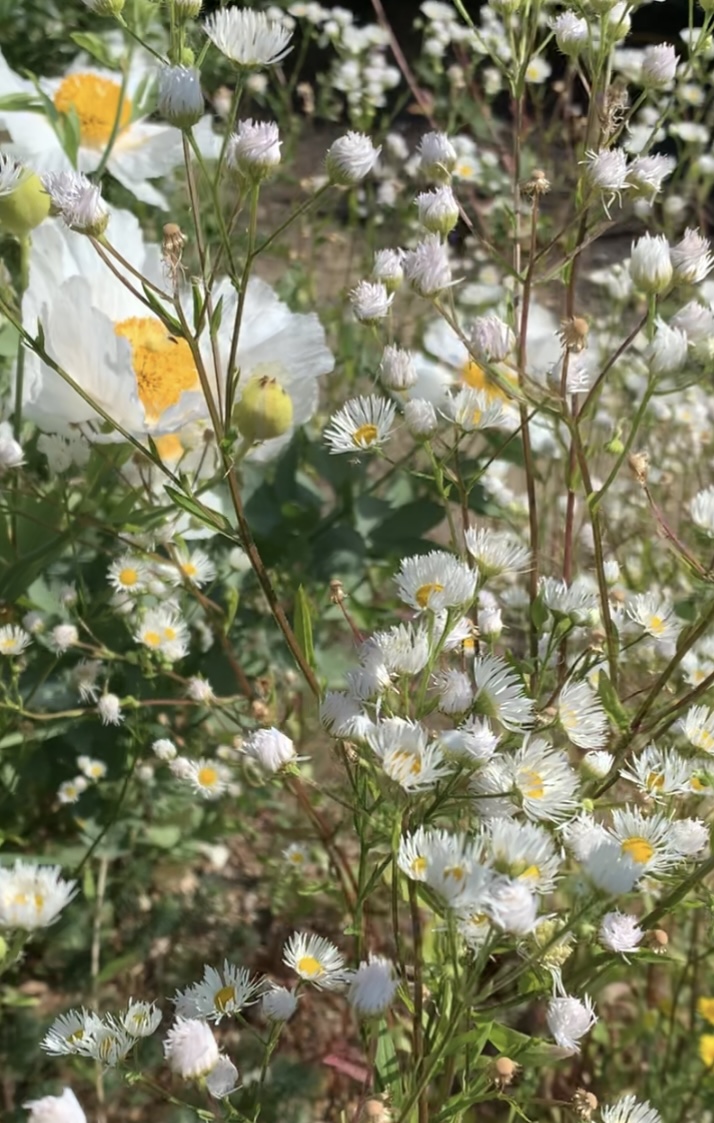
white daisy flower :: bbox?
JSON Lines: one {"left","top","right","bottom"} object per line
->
{"left": 324, "top": 394, "right": 396, "bottom": 454}
{"left": 175, "top": 960, "right": 265, "bottom": 1022}
{"left": 349, "top": 280, "right": 394, "bottom": 323}
{"left": 486, "top": 818, "right": 562, "bottom": 893}
{"left": 84, "top": 1017, "right": 136, "bottom": 1067}
{"left": 41, "top": 170, "right": 107, "bottom": 236}
{"left": 485, "top": 877, "right": 538, "bottom": 935}
{"left": 403, "top": 234, "right": 453, "bottom": 296}
{"left": 319, "top": 692, "right": 373, "bottom": 739}
{"left": 539, "top": 575, "right": 598, "bottom": 625}
{"left": 397, "top": 825, "right": 448, "bottom": 882}
{"left": 58, "top": 777, "right": 88, "bottom": 804}
{"left": 135, "top": 608, "right": 189, "bottom": 660}
{"left": 395, "top": 550, "right": 477, "bottom": 613}
{"left": 434, "top": 668, "right": 474, "bottom": 713}
{"left": 681, "top": 704, "right": 714, "bottom": 753}
{"left": 242, "top": 727, "right": 297, "bottom": 772}
{"left": 602, "top": 1098, "right": 661, "bottom": 1123}
{"left": 582, "top": 839, "right": 640, "bottom": 896}
{"left": 50, "top": 624, "right": 78, "bottom": 653}
{"left": 121, "top": 999, "right": 162, "bottom": 1038}
{"left": 669, "top": 817, "right": 709, "bottom": 858}
{"left": 622, "top": 745, "right": 692, "bottom": 798}
{"left": 367, "top": 717, "right": 450, "bottom": 792}
{"left": 0, "top": 51, "right": 218, "bottom": 208}
{"left": 283, "top": 842, "right": 310, "bottom": 868}
{"left": 163, "top": 1017, "right": 219, "bottom": 1078}
{"left": 610, "top": 807, "right": 685, "bottom": 877}
{"left": 443, "top": 387, "right": 506, "bottom": 432}
{"left": 365, "top": 622, "right": 431, "bottom": 676}
{"left": 77, "top": 756, "right": 107, "bottom": 781}
{"left": 174, "top": 758, "right": 230, "bottom": 800}
{"left": 41, "top": 1009, "right": 102, "bottom": 1056}
{"left": 348, "top": 955, "right": 399, "bottom": 1016}
{"left": 186, "top": 676, "right": 215, "bottom": 703}
{"left": 203, "top": 8, "right": 293, "bottom": 67}
{"left": 205, "top": 1054, "right": 239, "bottom": 1099}
{"left": 511, "top": 740, "right": 578, "bottom": 822}
{"left": 437, "top": 716, "right": 500, "bottom": 765}
{"left": 97, "top": 693, "right": 123, "bottom": 726}
{"left": 558, "top": 679, "right": 608, "bottom": 750}
{"left": 472, "top": 654, "right": 534, "bottom": 732}
{"left": 627, "top": 592, "right": 680, "bottom": 644}
{"left": 599, "top": 911, "right": 643, "bottom": 955}
{"left": 546, "top": 994, "right": 597, "bottom": 1054}
{"left": 0, "top": 861, "right": 77, "bottom": 930}
{"left": 423, "top": 832, "right": 487, "bottom": 904}
{"left": 464, "top": 526, "right": 530, "bottom": 579}
{"left": 283, "top": 931, "right": 349, "bottom": 990}
{"left": 581, "top": 750, "right": 614, "bottom": 778}
{"left": 691, "top": 486, "right": 714, "bottom": 536}
{"left": 0, "top": 624, "right": 31, "bottom": 656}
{"left": 108, "top": 555, "right": 148, "bottom": 596}
{"left": 326, "top": 131, "right": 381, "bottom": 185}
{"left": 24, "top": 1087, "right": 87, "bottom": 1123}
{"left": 228, "top": 119, "right": 282, "bottom": 178}
{"left": 172, "top": 547, "right": 216, "bottom": 587}
{"left": 152, "top": 737, "right": 177, "bottom": 761}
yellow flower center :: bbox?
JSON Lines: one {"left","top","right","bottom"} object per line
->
{"left": 119, "top": 567, "right": 139, "bottom": 587}
{"left": 521, "top": 769, "right": 544, "bottom": 800}
{"left": 297, "top": 955, "right": 324, "bottom": 978}
{"left": 692, "top": 776, "right": 707, "bottom": 792}
{"left": 197, "top": 766, "right": 219, "bottom": 788}
{"left": 410, "top": 856, "right": 428, "bottom": 876}
{"left": 621, "top": 836, "right": 654, "bottom": 864}
{"left": 648, "top": 614, "right": 666, "bottom": 636}
{"left": 520, "top": 864, "right": 541, "bottom": 881}
{"left": 0, "top": 638, "right": 14, "bottom": 651}
{"left": 53, "top": 73, "right": 133, "bottom": 148}
{"left": 68, "top": 1027, "right": 85, "bottom": 1044}
{"left": 416, "top": 581, "right": 444, "bottom": 608}
{"left": 182, "top": 562, "right": 197, "bottom": 578}
{"left": 352, "top": 423, "right": 378, "bottom": 447}
{"left": 164, "top": 626, "right": 177, "bottom": 642}
{"left": 560, "top": 705, "right": 577, "bottom": 732}
{"left": 143, "top": 630, "right": 162, "bottom": 648}
{"left": 392, "top": 750, "right": 422, "bottom": 776}
{"left": 461, "top": 360, "right": 515, "bottom": 402}
{"left": 694, "top": 727, "right": 714, "bottom": 751}
{"left": 154, "top": 434, "right": 185, "bottom": 462}
{"left": 646, "top": 771, "right": 665, "bottom": 791}
{"left": 214, "top": 985, "right": 236, "bottom": 1011}
{"left": 114, "top": 317, "right": 199, "bottom": 423}
{"left": 444, "top": 863, "right": 465, "bottom": 883}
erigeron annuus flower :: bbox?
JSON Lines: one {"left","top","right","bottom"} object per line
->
{"left": 326, "top": 131, "right": 381, "bottom": 185}
{"left": 77, "top": 756, "right": 107, "bottom": 781}
{"left": 108, "top": 555, "right": 148, "bottom": 595}
{"left": 172, "top": 547, "right": 216, "bottom": 588}
{"left": 546, "top": 994, "right": 597, "bottom": 1054}
{"left": 691, "top": 487, "right": 714, "bottom": 536}
{"left": 50, "top": 624, "right": 78, "bottom": 653}
{"left": 158, "top": 66, "right": 205, "bottom": 130}
{"left": 204, "top": 8, "right": 293, "bottom": 67}
{"left": 472, "top": 654, "right": 534, "bottom": 732}
{"left": 680, "top": 704, "right": 714, "bottom": 753}
{"left": 670, "top": 227, "right": 714, "bottom": 285}
{"left": 599, "top": 911, "right": 643, "bottom": 955}
{"left": 41, "top": 170, "right": 107, "bottom": 236}
{"left": 404, "top": 398, "right": 439, "bottom": 438}
{"left": 539, "top": 575, "right": 598, "bottom": 625}
{"left": 601, "top": 1096, "right": 662, "bottom": 1123}
{"left": 395, "top": 549, "right": 477, "bottom": 613}
{"left": 438, "top": 716, "right": 500, "bottom": 765}
{"left": 434, "top": 668, "right": 474, "bottom": 714}
{"left": 228, "top": 119, "right": 281, "bottom": 178}
{"left": 175, "top": 960, "right": 265, "bottom": 1022}
{"left": 622, "top": 744, "right": 692, "bottom": 798}
{"left": 242, "top": 726, "right": 297, "bottom": 772}
{"left": 469, "top": 313, "right": 515, "bottom": 365}
{"left": 627, "top": 154, "right": 675, "bottom": 201}
{"left": 373, "top": 249, "right": 404, "bottom": 292}
{"left": 175, "top": 758, "right": 230, "bottom": 800}
{"left": 74, "top": 659, "right": 102, "bottom": 702}
{"left": 349, "top": 281, "right": 394, "bottom": 323}
{"left": 0, "top": 623, "right": 31, "bottom": 656}
{"left": 366, "top": 717, "right": 450, "bottom": 792}
{"left": 418, "top": 130, "right": 457, "bottom": 181}
{"left": 551, "top": 11, "right": 588, "bottom": 55}
{"left": 262, "top": 985, "right": 299, "bottom": 1021}
{"left": 0, "top": 860, "right": 77, "bottom": 930}
{"left": 205, "top": 1054, "right": 239, "bottom": 1099}
{"left": 58, "top": 777, "right": 88, "bottom": 804}
{"left": 610, "top": 806, "right": 684, "bottom": 877}
{"left": 163, "top": 1017, "right": 220, "bottom": 1078}
{"left": 122, "top": 999, "right": 162, "bottom": 1038}
{"left": 558, "top": 679, "right": 608, "bottom": 750}
{"left": 0, "top": 423, "right": 23, "bottom": 472}
{"left": 415, "top": 185, "right": 459, "bottom": 235}
{"left": 325, "top": 394, "right": 396, "bottom": 454}
{"left": 486, "top": 818, "right": 561, "bottom": 893}
{"left": 403, "top": 234, "right": 453, "bottom": 296}
{"left": 464, "top": 526, "right": 529, "bottom": 578}
{"left": 283, "top": 842, "right": 309, "bottom": 869}
{"left": 647, "top": 321, "right": 688, "bottom": 376}
{"left": 444, "top": 387, "right": 506, "bottom": 432}
{"left": 24, "top": 1087, "right": 87, "bottom": 1123}
{"left": 626, "top": 592, "right": 680, "bottom": 644}
{"left": 283, "top": 931, "right": 349, "bottom": 990}
{"left": 320, "top": 691, "right": 373, "bottom": 739}
{"left": 153, "top": 737, "right": 177, "bottom": 761}
{"left": 629, "top": 234, "right": 673, "bottom": 294}
{"left": 485, "top": 877, "right": 538, "bottom": 935}
{"left": 97, "top": 693, "right": 123, "bottom": 726}
{"left": 42, "top": 1009, "right": 102, "bottom": 1056}
{"left": 366, "top": 621, "right": 431, "bottom": 676}
{"left": 348, "top": 956, "right": 399, "bottom": 1016}
{"left": 583, "top": 148, "right": 629, "bottom": 211}
{"left": 511, "top": 740, "right": 579, "bottom": 822}
{"left": 397, "top": 826, "right": 445, "bottom": 882}
{"left": 640, "top": 44, "right": 678, "bottom": 88}
{"left": 669, "top": 817, "right": 709, "bottom": 858}
{"left": 135, "top": 608, "right": 189, "bottom": 660}
{"left": 187, "top": 675, "right": 215, "bottom": 703}
{"left": 0, "top": 52, "right": 218, "bottom": 208}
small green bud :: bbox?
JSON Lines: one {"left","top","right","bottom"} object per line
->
{"left": 83, "top": 0, "right": 126, "bottom": 14}
{"left": 0, "top": 173, "right": 50, "bottom": 237}
{"left": 233, "top": 374, "right": 293, "bottom": 443}
{"left": 0, "top": 934, "right": 7, "bottom": 963}
{"left": 604, "top": 431, "right": 625, "bottom": 455}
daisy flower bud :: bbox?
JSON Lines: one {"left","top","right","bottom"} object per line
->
{"left": 379, "top": 344, "right": 417, "bottom": 391}
{"left": 583, "top": 148, "right": 628, "bottom": 213}
{"left": 403, "top": 234, "right": 453, "bottom": 296}
{"left": 242, "top": 726, "right": 297, "bottom": 772}
{"left": 97, "top": 694, "right": 123, "bottom": 726}
{"left": 234, "top": 375, "right": 293, "bottom": 442}
{"left": 640, "top": 44, "right": 678, "bottom": 89}
{"left": 629, "top": 233, "right": 672, "bottom": 294}
{"left": 158, "top": 66, "right": 205, "bottom": 129}
{"left": 51, "top": 624, "right": 79, "bottom": 653}
{"left": 348, "top": 955, "right": 399, "bottom": 1017}
{"left": 404, "top": 398, "right": 438, "bottom": 439}
{"left": 24, "top": 1088, "right": 87, "bottom": 1123}
{"left": 326, "top": 132, "right": 381, "bottom": 186}
{"left": 485, "top": 877, "right": 538, "bottom": 935}
{"left": 546, "top": 994, "right": 597, "bottom": 1055}
{"left": 262, "top": 985, "right": 299, "bottom": 1021}
{"left": 41, "top": 170, "right": 108, "bottom": 236}
{"left": 551, "top": 11, "right": 588, "bottom": 56}
{"left": 174, "top": 0, "right": 203, "bottom": 18}
{"left": 153, "top": 737, "right": 177, "bottom": 761}
{"left": 349, "top": 280, "right": 394, "bottom": 323}
{"left": 599, "top": 910, "right": 643, "bottom": 955}
{"left": 203, "top": 8, "right": 293, "bottom": 67}
{"left": 206, "top": 1055, "right": 239, "bottom": 1099}
{"left": 228, "top": 119, "right": 281, "bottom": 179}
{"left": 418, "top": 130, "right": 457, "bottom": 182}
{"left": 372, "top": 248, "right": 404, "bottom": 291}
{"left": 186, "top": 675, "right": 215, "bottom": 703}
{"left": 415, "top": 185, "right": 459, "bottom": 235}
{"left": 670, "top": 227, "right": 714, "bottom": 285}
{"left": 470, "top": 313, "right": 515, "bottom": 363}
{"left": 0, "top": 154, "right": 50, "bottom": 237}
{"left": 80, "top": 0, "right": 125, "bottom": 11}
{"left": 164, "top": 1018, "right": 219, "bottom": 1078}
{"left": 647, "top": 320, "right": 688, "bottom": 376}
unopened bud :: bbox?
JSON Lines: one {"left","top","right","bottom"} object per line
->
{"left": 174, "top": 0, "right": 203, "bottom": 19}
{"left": 0, "top": 934, "right": 7, "bottom": 963}
{"left": 604, "top": 431, "right": 625, "bottom": 455}
{"left": 0, "top": 172, "right": 50, "bottom": 237}
{"left": 572, "top": 1089, "right": 598, "bottom": 1120}
{"left": 81, "top": 0, "right": 125, "bottom": 13}
{"left": 234, "top": 375, "right": 293, "bottom": 444}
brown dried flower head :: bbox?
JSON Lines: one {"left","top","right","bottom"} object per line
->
{"left": 162, "top": 222, "right": 187, "bottom": 284}
{"left": 559, "top": 316, "right": 590, "bottom": 353}
{"left": 572, "top": 1088, "right": 598, "bottom": 1121}
{"left": 522, "top": 168, "right": 551, "bottom": 198}
{"left": 491, "top": 1055, "right": 519, "bottom": 1089}
{"left": 628, "top": 450, "right": 650, "bottom": 486}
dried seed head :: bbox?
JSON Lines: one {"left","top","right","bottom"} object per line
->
{"left": 600, "top": 81, "right": 630, "bottom": 140}
{"left": 628, "top": 450, "right": 650, "bottom": 486}
{"left": 250, "top": 699, "right": 270, "bottom": 721}
{"left": 559, "top": 316, "right": 590, "bottom": 353}
{"left": 360, "top": 1098, "right": 392, "bottom": 1123}
{"left": 646, "top": 928, "right": 669, "bottom": 953}
{"left": 522, "top": 168, "right": 551, "bottom": 198}
{"left": 330, "top": 579, "right": 346, "bottom": 605}
{"left": 162, "top": 222, "right": 187, "bottom": 284}
{"left": 491, "top": 1055, "right": 519, "bottom": 1089}
{"left": 572, "top": 1088, "right": 598, "bottom": 1120}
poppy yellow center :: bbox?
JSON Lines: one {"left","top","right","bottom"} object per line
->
{"left": 143, "top": 630, "right": 162, "bottom": 647}
{"left": 521, "top": 769, "right": 544, "bottom": 799}
{"left": 297, "top": 955, "right": 324, "bottom": 978}
{"left": 53, "top": 73, "right": 133, "bottom": 148}
{"left": 621, "top": 836, "right": 654, "bottom": 864}
{"left": 416, "top": 581, "right": 444, "bottom": 608}
{"left": 154, "top": 434, "right": 185, "bottom": 462}
{"left": 114, "top": 317, "right": 199, "bottom": 423}
{"left": 352, "top": 423, "right": 378, "bottom": 447}
{"left": 198, "top": 766, "right": 219, "bottom": 788}
{"left": 119, "top": 567, "right": 139, "bottom": 587}
{"left": 410, "top": 856, "right": 428, "bottom": 875}
{"left": 214, "top": 985, "right": 236, "bottom": 1011}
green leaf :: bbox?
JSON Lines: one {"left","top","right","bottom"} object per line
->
{"left": 530, "top": 594, "right": 549, "bottom": 631}
{"left": 70, "top": 32, "right": 120, "bottom": 70}
{"left": 164, "top": 486, "right": 233, "bottom": 536}
{"left": 597, "top": 672, "right": 629, "bottom": 732}
{"left": 374, "top": 1019, "right": 404, "bottom": 1105}
{"left": 0, "top": 94, "right": 41, "bottom": 112}
{"left": 145, "top": 824, "right": 182, "bottom": 849}
{"left": 293, "top": 585, "right": 316, "bottom": 670}
{"left": 141, "top": 284, "right": 183, "bottom": 335}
